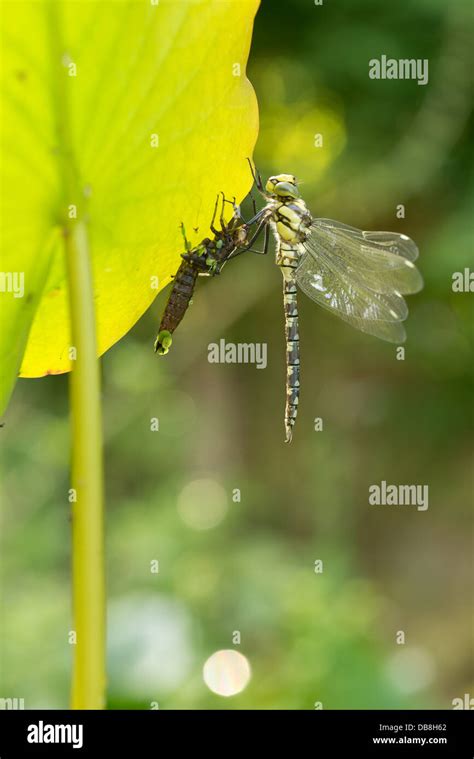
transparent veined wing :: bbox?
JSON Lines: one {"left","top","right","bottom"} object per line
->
{"left": 316, "top": 218, "right": 419, "bottom": 260}
{"left": 295, "top": 220, "right": 423, "bottom": 343}
{"left": 312, "top": 219, "right": 423, "bottom": 294}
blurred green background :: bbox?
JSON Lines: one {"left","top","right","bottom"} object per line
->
{"left": 2, "top": 0, "right": 473, "bottom": 709}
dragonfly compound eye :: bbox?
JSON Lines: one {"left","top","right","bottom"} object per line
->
{"left": 265, "top": 174, "right": 299, "bottom": 199}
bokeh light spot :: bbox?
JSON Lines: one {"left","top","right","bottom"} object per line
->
{"left": 177, "top": 478, "right": 228, "bottom": 530}
{"left": 386, "top": 647, "right": 435, "bottom": 694}
{"left": 203, "top": 650, "right": 251, "bottom": 697}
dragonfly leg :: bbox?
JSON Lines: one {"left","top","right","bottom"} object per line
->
{"left": 243, "top": 220, "right": 270, "bottom": 256}
{"left": 219, "top": 191, "right": 228, "bottom": 230}
{"left": 234, "top": 189, "right": 259, "bottom": 225}
{"left": 246, "top": 157, "right": 265, "bottom": 195}
{"left": 249, "top": 189, "right": 258, "bottom": 216}
{"left": 243, "top": 204, "right": 269, "bottom": 227}
{"left": 222, "top": 213, "right": 269, "bottom": 266}
{"left": 260, "top": 222, "right": 270, "bottom": 255}
{"left": 222, "top": 195, "right": 243, "bottom": 226}
{"left": 230, "top": 191, "right": 260, "bottom": 226}
{"left": 245, "top": 213, "right": 269, "bottom": 248}
{"left": 209, "top": 193, "right": 221, "bottom": 236}
{"left": 238, "top": 219, "right": 270, "bottom": 256}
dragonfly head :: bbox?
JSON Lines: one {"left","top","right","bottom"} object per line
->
{"left": 265, "top": 174, "right": 299, "bottom": 199}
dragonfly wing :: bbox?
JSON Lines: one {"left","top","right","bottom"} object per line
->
{"left": 295, "top": 219, "right": 423, "bottom": 343}
{"left": 312, "top": 219, "right": 423, "bottom": 294}
{"left": 296, "top": 253, "right": 407, "bottom": 342}
{"left": 360, "top": 230, "right": 419, "bottom": 262}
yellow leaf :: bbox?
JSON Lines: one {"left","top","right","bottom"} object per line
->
{"left": 0, "top": 0, "right": 259, "bottom": 410}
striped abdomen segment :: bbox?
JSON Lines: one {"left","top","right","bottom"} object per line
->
{"left": 160, "top": 260, "right": 198, "bottom": 334}
{"left": 281, "top": 265, "right": 300, "bottom": 443}
{"left": 155, "top": 261, "right": 198, "bottom": 353}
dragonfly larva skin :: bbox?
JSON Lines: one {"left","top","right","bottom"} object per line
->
{"left": 155, "top": 259, "right": 200, "bottom": 354}
{"left": 154, "top": 195, "right": 252, "bottom": 355}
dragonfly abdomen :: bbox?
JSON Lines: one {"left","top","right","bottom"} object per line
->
{"left": 282, "top": 273, "right": 300, "bottom": 443}
{"left": 271, "top": 201, "right": 309, "bottom": 442}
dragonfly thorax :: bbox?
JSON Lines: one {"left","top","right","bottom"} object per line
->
{"left": 269, "top": 197, "right": 312, "bottom": 249}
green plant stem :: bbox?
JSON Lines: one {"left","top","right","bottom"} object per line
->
{"left": 46, "top": 0, "right": 105, "bottom": 709}
{"left": 65, "top": 221, "right": 105, "bottom": 709}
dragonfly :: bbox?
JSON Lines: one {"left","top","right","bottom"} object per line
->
{"left": 155, "top": 193, "right": 261, "bottom": 355}
{"left": 246, "top": 163, "right": 423, "bottom": 443}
